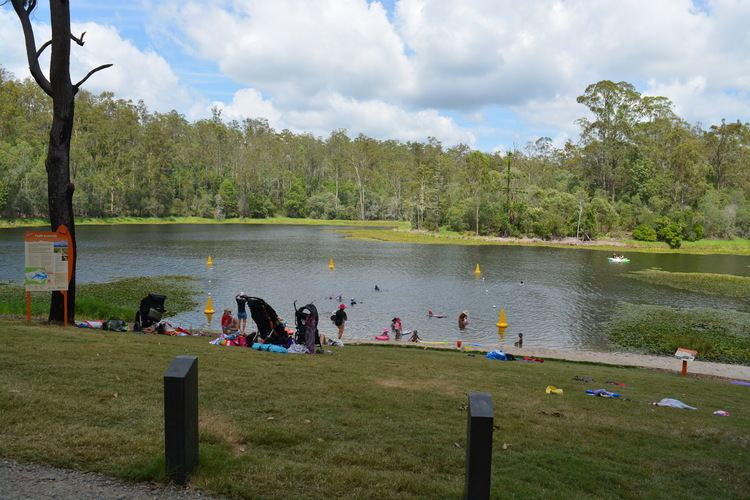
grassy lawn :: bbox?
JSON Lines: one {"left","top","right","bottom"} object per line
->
{"left": 0, "top": 276, "right": 197, "bottom": 320}
{"left": 337, "top": 229, "right": 750, "bottom": 256}
{"left": 626, "top": 269, "right": 750, "bottom": 299}
{"left": 606, "top": 303, "right": 750, "bottom": 365}
{"left": 1, "top": 321, "right": 748, "bottom": 499}
{"left": 0, "top": 217, "right": 406, "bottom": 229}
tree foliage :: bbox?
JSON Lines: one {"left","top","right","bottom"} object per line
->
{"left": 1, "top": 71, "right": 750, "bottom": 241}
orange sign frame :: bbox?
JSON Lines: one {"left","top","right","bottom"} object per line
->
{"left": 23, "top": 225, "right": 74, "bottom": 326}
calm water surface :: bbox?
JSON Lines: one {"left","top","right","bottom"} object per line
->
{"left": 1, "top": 224, "right": 748, "bottom": 351}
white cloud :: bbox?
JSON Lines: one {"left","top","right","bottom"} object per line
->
{"left": 164, "top": 0, "right": 414, "bottom": 106}
{"left": 216, "top": 88, "right": 474, "bottom": 145}
{"left": 0, "top": 10, "right": 196, "bottom": 115}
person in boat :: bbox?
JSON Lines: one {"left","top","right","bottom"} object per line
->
{"left": 391, "top": 317, "right": 403, "bottom": 340}
{"left": 374, "top": 285, "right": 381, "bottom": 292}
{"left": 458, "top": 311, "right": 469, "bottom": 330}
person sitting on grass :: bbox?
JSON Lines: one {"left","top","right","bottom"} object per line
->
{"left": 221, "top": 308, "right": 233, "bottom": 334}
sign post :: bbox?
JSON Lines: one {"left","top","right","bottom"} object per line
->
{"left": 674, "top": 347, "right": 697, "bottom": 376}
{"left": 24, "top": 225, "right": 74, "bottom": 326}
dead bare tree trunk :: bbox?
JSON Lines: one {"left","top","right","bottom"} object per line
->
{"left": 10, "top": 0, "right": 111, "bottom": 323}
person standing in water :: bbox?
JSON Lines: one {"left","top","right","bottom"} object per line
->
{"left": 333, "top": 303, "right": 348, "bottom": 339}
{"left": 391, "top": 317, "right": 403, "bottom": 340}
{"left": 458, "top": 311, "right": 469, "bottom": 330}
{"left": 236, "top": 292, "right": 250, "bottom": 334}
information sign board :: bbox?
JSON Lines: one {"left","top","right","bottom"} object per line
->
{"left": 24, "top": 226, "right": 73, "bottom": 292}
{"left": 674, "top": 347, "right": 698, "bottom": 362}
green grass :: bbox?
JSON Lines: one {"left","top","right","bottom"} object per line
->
{"left": 337, "top": 229, "right": 750, "bottom": 256}
{"left": 0, "top": 276, "right": 197, "bottom": 320}
{"left": 626, "top": 269, "right": 750, "bottom": 299}
{"left": 0, "top": 216, "right": 406, "bottom": 229}
{"left": 606, "top": 303, "right": 750, "bottom": 364}
{"left": 1, "top": 320, "right": 749, "bottom": 499}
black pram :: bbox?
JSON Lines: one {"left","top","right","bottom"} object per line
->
{"left": 134, "top": 293, "right": 166, "bottom": 331}
{"left": 294, "top": 301, "right": 322, "bottom": 354}
{"left": 245, "top": 296, "right": 288, "bottom": 345}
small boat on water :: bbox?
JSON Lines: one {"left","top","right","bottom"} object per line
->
{"left": 608, "top": 256, "right": 630, "bottom": 263}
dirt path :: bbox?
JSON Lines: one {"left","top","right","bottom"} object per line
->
{"left": 0, "top": 459, "right": 215, "bottom": 500}
{"left": 350, "top": 340, "right": 750, "bottom": 381}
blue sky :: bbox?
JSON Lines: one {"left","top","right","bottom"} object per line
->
{"left": 2, "top": 1, "right": 749, "bottom": 151}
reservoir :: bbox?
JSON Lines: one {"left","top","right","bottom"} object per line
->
{"left": 1, "top": 224, "right": 748, "bottom": 351}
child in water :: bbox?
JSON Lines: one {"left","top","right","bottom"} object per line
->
{"left": 391, "top": 317, "right": 403, "bottom": 340}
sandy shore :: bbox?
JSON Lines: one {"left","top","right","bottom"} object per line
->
{"left": 349, "top": 340, "right": 750, "bottom": 381}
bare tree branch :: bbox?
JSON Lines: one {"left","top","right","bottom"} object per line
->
{"left": 73, "top": 63, "right": 113, "bottom": 91}
{"left": 35, "top": 39, "right": 51, "bottom": 58}
{"left": 10, "top": 0, "right": 52, "bottom": 96}
{"left": 71, "top": 31, "right": 86, "bottom": 46}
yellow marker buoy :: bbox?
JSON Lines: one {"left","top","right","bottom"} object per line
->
{"left": 328, "top": 257, "right": 335, "bottom": 270}
{"left": 207, "top": 255, "right": 213, "bottom": 267}
{"left": 474, "top": 263, "right": 481, "bottom": 276}
{"left": 495, "top": 308, "right": 508, "bottom": 328}
{"left": 204, "top": 293, "right": 215, "bottom": 315}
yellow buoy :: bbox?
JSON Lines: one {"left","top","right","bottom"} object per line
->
{"left": 206, "top": 255, "right": 213, "bottom": 268}
{"left": 328, "top": 257, "right": 335, "bottom": 270}
{"left": 204, "top": 293, "right": 215, "bottom": 315}
{"left": 495, "top": 308, "right": 508, "bottom": 329}
{"left": 474, "top": 263, "right": 481, "bottom": 276}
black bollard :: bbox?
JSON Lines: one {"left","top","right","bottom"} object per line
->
{"left": 464, "top": 392, "right": 494, "bottom": 499}
{"left": 164, "top": 356, "right": 199, "bottom": 484}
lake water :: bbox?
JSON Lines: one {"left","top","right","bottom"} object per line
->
{"left": 1, "top": 224, "right": 748, "bottom": 351}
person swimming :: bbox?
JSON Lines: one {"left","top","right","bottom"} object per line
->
{"left": 428, "top": 309, "right": 447, "bottom": 318}
{"left": 374, "top": 285, "right": 381, "bottom": 291}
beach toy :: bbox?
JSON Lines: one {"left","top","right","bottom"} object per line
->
{"left": 474, "top": 263, "right": 481, "bottom": 277}
{"left": 375, "top": 333, "right": 390, "bottom": 341}
{"left": 206, "top": 255, "right": 213, "bottom": 267}
{"left": 328, "top": 257, "right": 335, "bottom": 270}
{"left": 713, "top": 410, "right": 731, "bottom": 417}
{"left": 545, "top": 385, "right": 563, "bottom": 395}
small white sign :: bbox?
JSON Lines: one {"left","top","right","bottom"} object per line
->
{"left": 675, "top": 347, "right": 698, "bottom": 362}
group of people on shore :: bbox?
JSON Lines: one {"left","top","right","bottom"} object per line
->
{"left": 219, "top": 287, "right": 482, "bottom": 343}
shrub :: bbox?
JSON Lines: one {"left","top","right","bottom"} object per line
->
{"left": 658, "top": 222, "right": 683, "bottom": 248}
{"left": 632, "top": 224, "right": 657, "bottom": 242}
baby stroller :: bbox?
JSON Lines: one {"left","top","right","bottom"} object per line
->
{"left": 246, "top": 297, "right": 289, "bottom": 345}
{"left": 133, "top": 293, "right": 166, "bottom": 331}
{"left": 294, "top": 301, "right": 323, "bottom": 354}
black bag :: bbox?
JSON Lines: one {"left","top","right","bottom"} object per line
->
{"left": 330, "top": 314, "right": 336, "bottom": 323}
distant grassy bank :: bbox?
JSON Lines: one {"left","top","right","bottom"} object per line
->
{"left": 3, "top": 218, "right": 747, "bottom": 255}
{"left": 0, "top": 276, "right": 197, "bottom": 320}
{"left": 337, "top": 228, "right": 750, "bottom": 256}
{"left": 1, "top": 321, "right": 749, "bottom": 498}
{"left": 0, "top": 216, "right": 405, "bottom": 229}
{"left": 606, "top": 303, "right": 750, "bottom": 365}
{"left": 626, "top": 269, "right": 750, "bottom": 299}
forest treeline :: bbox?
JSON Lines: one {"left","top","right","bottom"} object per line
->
{"left": 1, "top": 67, "right": 749, "bottom": 245}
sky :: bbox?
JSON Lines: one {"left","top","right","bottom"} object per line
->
{"left": 1, "top": 0, "right": 749, "bottom": 151}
